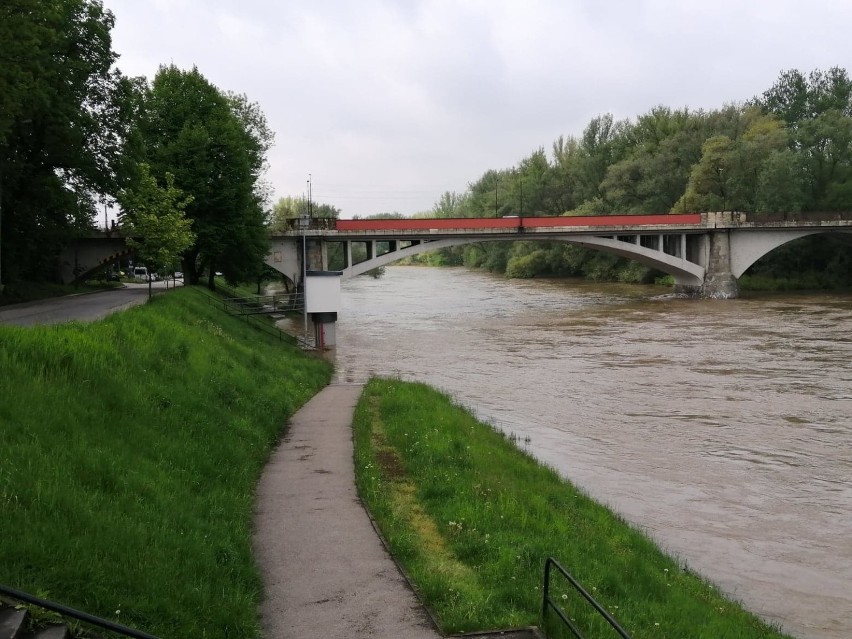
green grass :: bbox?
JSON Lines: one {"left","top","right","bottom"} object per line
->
{"left": 353, "top": 378, "right": 793, "bottom": 639}
{"left": 0, "top": 287, "right": 332, "bottom": 637}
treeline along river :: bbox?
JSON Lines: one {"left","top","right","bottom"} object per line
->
{"left": 287, "top": 265, "right": 852, "bottom": 639}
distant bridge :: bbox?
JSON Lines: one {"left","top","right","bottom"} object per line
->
{"left": 61, "top": 211, "right": 852, "bottom": 299}
{"left": 267, "top": 211, "right": 852, "bottom": 299}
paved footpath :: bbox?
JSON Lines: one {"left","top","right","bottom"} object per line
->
{"left": 253, "top": 383, "right": 442, "bottom": 639}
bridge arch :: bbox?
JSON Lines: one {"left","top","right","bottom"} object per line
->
{"left": 59, "top": 237, "right": 133, "bottom": 284}
{"left": 338, "top": 235, "right": 705, "bottom": 286}
{"left": 341, "top": 238, "right": 469, "bottom": 278}
{"left": 730, "top": 229, "right": 852, "bottom": 278}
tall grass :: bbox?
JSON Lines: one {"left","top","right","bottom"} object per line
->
{"left": 0, "top": 288, "right": 332, "bottom": 637}
{"left": 353, "top": 379, "right": 793, "bottom": 639}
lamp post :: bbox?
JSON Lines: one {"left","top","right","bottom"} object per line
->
{"left": 494, "top": 176, "right": 499, "bottom": 217}
{"left": 307, "top": 173, "right": 312, "bottom": 218}
{"left": 302, "top": 173, "right": 313, "bottom": 341}
{"left": 513, "top": 167, "right": 524, "bottom": 217}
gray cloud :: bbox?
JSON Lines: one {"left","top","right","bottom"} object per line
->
{"left": 104, "top": 0, "right": 852, "bottom": 216}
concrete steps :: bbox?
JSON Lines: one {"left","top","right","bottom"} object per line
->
{"left": 0, "top": 605, "right": 70, "bottom": 639}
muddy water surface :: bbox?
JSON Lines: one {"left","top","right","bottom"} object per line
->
{"left": 291, "top": 266, "right": 852, "bottom": 639}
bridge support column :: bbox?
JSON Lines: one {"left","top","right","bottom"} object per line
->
{"left": 306, "top": 240, "right": 328, "bottom": 271}
{"left": 678, "top": 230, "right": 739, "bottom": 299}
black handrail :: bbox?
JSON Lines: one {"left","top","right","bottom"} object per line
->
{"left": 222, "top": 293, "right": 302, "bottom": 316}
{"left": 541, "top": 557, "right": 633, "bottom": 639}
{"left": 199, "top": 284, "right": 298, "bottom": 344}
{"left": 0, "top": 584, "right": 161, "bottom": 639}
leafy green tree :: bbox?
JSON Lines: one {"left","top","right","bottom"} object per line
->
{"left": 432, "top": 191, "right": 467, "bottom": 218}
{"left": 118, "top": 164, "right": 195, "bottom": 298}
{"left": 753, "top": 67, "right": 852, "bottom": 210}
{"left": 601, "top": 108, "right": 706, "bottom": 213}
{"left": 796, "top": 109, "right": 852, "bottom": 208}
{"left": 268, "top": 196, "right": 339, "bottom": 232}
{"left": 0, "top": 0, "right": 142, "bottom": 285}
{"left": 754, "top": 150, "right": 807, "bottom": 213}
{"left": 755, "top": 67, "right": 852, "bottom": 125}
{"left": 570, "top": 114, "right": 632, "bottom": 207}
{"left": 139, "top": 65, "right": 273, "bottom": 287}
{"left": 673, "top": 109, "right": 792, "bottom": 212}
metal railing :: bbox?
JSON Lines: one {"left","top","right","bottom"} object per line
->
{"left": 542, "top": 557, "right": 633, "bottom": 639}
{"left": 199, "top": 285, "right": 300, "bottom": 344}
{"left": 0, "top": 584, "right": 160, "bottom": 639}
{"left": 222, "top": 292, "right": 302, "bottom": 316}
{"left": 273, "top": 217, "right": 337, "bottom": 232}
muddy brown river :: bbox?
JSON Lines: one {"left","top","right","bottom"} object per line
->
{"left": 288, "top": 265, "right": 852, "bottom": 639}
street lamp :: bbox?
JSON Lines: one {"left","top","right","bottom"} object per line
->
{"left": 494, "top": 176, "right": 499, "bottom": 217}
{"left": 513, "top": 167, "right": 524, "bottom": 217}
{"left": 307, "top": 173, "right": 313, "bottom": 219}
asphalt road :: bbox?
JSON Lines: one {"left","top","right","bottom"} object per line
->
{"left": 0, "top": 282, "right": 177, "bottom": 327}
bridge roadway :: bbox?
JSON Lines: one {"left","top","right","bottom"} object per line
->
{"left": 267, "top": 211, "right": 852, "bottom": 299}
{"left": 61, "top": 211, "right": 852, "bottom": 299}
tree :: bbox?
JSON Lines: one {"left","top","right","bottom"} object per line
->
{"left": 601, "top": 108, "right": 706, "bottom": 214}
{"left": 673, "top": 109, "right": 792, "bottom": 212}
{"left": 753, "top": 67, "right": 852, "bottom": 210}
{"left": 0, "top": 0, "right": 142, "bottom": 285}
{"left": 139, "top": 65, "right": 273, "bottom": 288}
{"left": 755, "top": 67, "right": 852, "bottom": 125}
{"left": 432, "top": 191, "right": 467, "bottom": 218}
{"left": 268, "top": 196, "right": 339, "bottom": 232}
{"left": 570, "top": 114, "right": 632, "bottom": 206}
{"left": 118, "top": 164, "right": 194, "bottom": 298}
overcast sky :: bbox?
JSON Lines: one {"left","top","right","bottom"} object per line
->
{"left": 101, "top": 0, "right": 852, "bottom": 218}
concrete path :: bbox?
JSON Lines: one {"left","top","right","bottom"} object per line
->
{"left": 0, "top": 286, "right": 152, "bottom": 326}
{"left": 253, "top": 383, "right": 442, "bottom": 639}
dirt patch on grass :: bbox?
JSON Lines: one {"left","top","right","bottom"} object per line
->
{"left": 375, "top": 445, "right": 406, "bottom": 480}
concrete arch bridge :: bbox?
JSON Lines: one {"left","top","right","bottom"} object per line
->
{"left": 266, "top": 211, "right": 852, "bottom": 299}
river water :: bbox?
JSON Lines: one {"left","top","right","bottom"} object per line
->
{"left": 289, "top": 266, "right": 852, "bottom": 639}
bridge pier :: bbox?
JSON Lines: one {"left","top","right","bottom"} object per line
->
{"left": 675, "top": 230, "right": 739, "bottom": 299}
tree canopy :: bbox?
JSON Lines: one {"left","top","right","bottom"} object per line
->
{"left": 137, "top": 65, "right": 274, "bottom": 287}
{"left": 0, "top": 2, "right": 273, "bottom": 292}
{"left": 0, "top": 0, "right": 141, "bottom": 285}
{"left": 424, "top": 67, "right": 852, "bottom": 284}
{"left": 118, "top": 163, "right": 195, "bottom": 296}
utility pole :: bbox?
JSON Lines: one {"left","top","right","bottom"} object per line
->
{"left": 303, "top": 173, "right": 312, "bottom": 342}
{"left": 519, "top": 171, "right": 523, "bottom": 216}
{"left": 494, "top": 176, "right": 499, "bottom": 217}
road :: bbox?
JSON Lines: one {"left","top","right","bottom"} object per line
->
{"left": 0, "top": 282, "right": 177, "bottom": 327}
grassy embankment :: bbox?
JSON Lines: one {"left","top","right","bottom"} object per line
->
{"left": 0, "top": 287, "right": 332, "bottom": 637}
{"left": 353, "top": 378, "right": 793, "bottom": 639}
